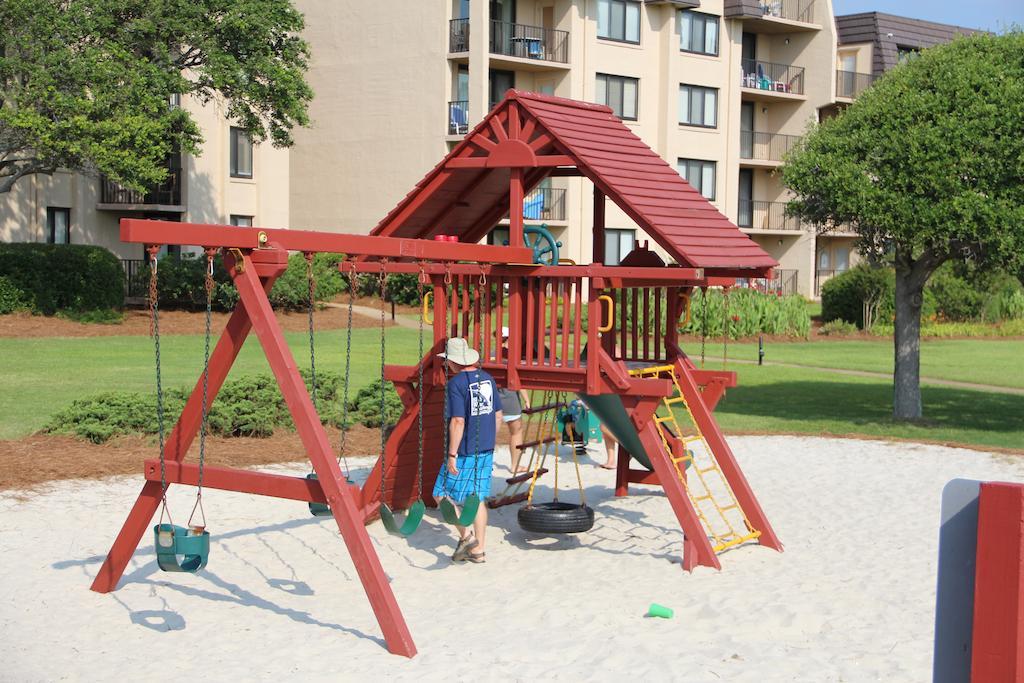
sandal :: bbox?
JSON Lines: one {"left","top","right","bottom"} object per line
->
{"left": 452, "top": 538, "right": 478, "bottom": 562}
{"left": 466, "top": 551, "right": 486, "bottom": 564}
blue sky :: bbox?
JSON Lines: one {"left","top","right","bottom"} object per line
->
{"left": 832, "top": 0, "right": 1023, "bottom": 32}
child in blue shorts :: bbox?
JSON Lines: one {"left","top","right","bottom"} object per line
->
{"left": 433, "top": 338, "right": 503, "bottom": 563}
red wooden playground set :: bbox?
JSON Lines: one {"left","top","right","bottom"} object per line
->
{"left": 90, "top": 91, "right": 784, "bottom": 657}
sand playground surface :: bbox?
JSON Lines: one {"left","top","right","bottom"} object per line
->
{"left": 3, "top": 435, "right": 1022, "bottom": 681}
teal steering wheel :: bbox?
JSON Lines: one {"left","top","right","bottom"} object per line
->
{"left": 523, "top": 225, "right": 561, "bottom": 265}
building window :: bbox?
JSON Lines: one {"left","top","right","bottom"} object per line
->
{"left": 678, "top": 85, "right": 717, "bottom": 128}
{"left": 230, "top": 215, "right": 253, "bottom": 227}
{"left": 677, "top": 158, "right": 716, "bottom": 200}
{"left": 230, "top": 127, "right": 253, "bottom": 178}
{"left": 604, "top": 228, "right": 635, "bottom": 266}
{"left": 679, "top": 10, "right": 718, "bottom": 56}
{"left": 597, "top": 0, "right": 641, "bottom": 44}
{"left": 897, "top": 45, "right": 921, "bottom": 65}
{"left": 46, "top": 207, "right": 70, "bottom": 244}
{"left": 487, "top": 227, "right": 510, "bottom": 246}
{"left": 596, "top": 73, "right": 638, "bottom": 121}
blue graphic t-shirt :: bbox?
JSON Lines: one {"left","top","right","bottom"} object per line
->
{"left": 447, "top": 369, "right": 502, "bottom": 456}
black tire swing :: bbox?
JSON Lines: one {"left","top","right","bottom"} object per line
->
{"left": 518, "top": 397, "right": 594, "bottom": 534}
{"left": 150, "top": 249, "right": 213, "bottom": 573}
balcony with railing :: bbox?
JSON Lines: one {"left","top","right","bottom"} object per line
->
{"left": 99, "top": 156, "right": 183, "bottom": 210}
{"left": 725, "top": 0, "right": 819, "bottom": 31}
{"left": 736, "top": 268, "right": 799, "bottom": 296}
{"left": 836, "top": 70, "right": 875, "bottom": 99}
{"left": 740, "top": 131, "right": 801, "bottom": 165}
{"left": 741, "top": 59, "right": 805, "bottom": 98}
{"left": 737, "top": 200, "right": 805, "bottom": 232}
{"left": 448, "top": 100, "right": 469, "bottom": 136}
{"left": 757, "top": 0, "right": 815, "bottom": 24}
{"left": 523, "top": 187, "right": 566, "bottom": 222}
{"left": 448, "top": 18, "right": 569, "bottom": 65}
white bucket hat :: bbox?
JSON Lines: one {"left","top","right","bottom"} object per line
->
{"left": 437, "top": 337, "right": 480, "bottom": 366}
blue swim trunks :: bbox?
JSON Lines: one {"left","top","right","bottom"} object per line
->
{"left": 433, "top": 451, "right": 494, "bottom": 504}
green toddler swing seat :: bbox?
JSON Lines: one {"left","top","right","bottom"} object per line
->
{"left": 153, "top": 524, "right": 210, "bottom": 573}
{"left": 439, "top": 493, "right": 481, "bottom": 526}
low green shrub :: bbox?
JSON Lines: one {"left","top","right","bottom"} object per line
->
{"left": 820, "top": 265, "right": 894, "bottom": 329}
{"left": 0, "top": 275, "right": 31, "bottom": 314}
{"left": 359, "top": 272, "right": 421, "bottom": 307}
{"left": 679, "top": 288, "right": 811, "bottom": 339}
{"left": 818, "top": 319, "right": 858, "bottom": 336}
{"left": 136, "top": 251, "right": 347, "bottom": 312}
{"left": 45, "top": 369, "right": 400, "bottom": 443}
{"left": 348, "top": 378, "right": 403, "bottom": 428}
{"left": 57, "top": 308, "right": 125, "bottom": 325}
{"left": 869, "top": 318, "right": 1024, "bottom": 338}
{"left": 0, "top": 243, "right": 123, "bottom": 314}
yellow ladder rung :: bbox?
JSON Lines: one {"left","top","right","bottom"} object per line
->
{"left": 697, "top": 465, "right": 718, "bottom": 475}
{"left": 655, "top": 416, "right": 674, "bottom": 424}
{"left": 692, "top": 494, "right": 714, "bottom": 503}
{"left": 717, "top": 504, "right": 739, "bottom": 513}
{"left": 670, "top": 457, "right": 692, "bottom": 465}
{"left": 712, "top": 531, "right": 762, "bottom": 553}
{"left": 664, "top": 397, "right": 685, "bottom": 405}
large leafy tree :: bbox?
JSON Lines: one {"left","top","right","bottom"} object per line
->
{"left": 0, "top": 0, "right": 312, "bottom": 193}
{"left": 783, "top": 31, "right": 1024, "bottom": 420}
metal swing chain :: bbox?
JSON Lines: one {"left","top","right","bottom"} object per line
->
{"left": 378, "top": 260, "right": 389, "bottom": 503}
{"left": 723, "top": 287, "right": 730, "bottom": 370}
{"left": 336, "top": 262, "right": 357, "bottom": 478}
{"left": 415, "top": 263, "right": 427, "bottom": 500}
{"left": 148, "top": 249, "right": 171, "bottom": 525}
{"left": 700, "top": 286, "right": 708, "bottom": 369}
{"left": 440, "top": 264, "right": 452, "bottom": 487}
{"left": 306, "top": 253, "right": 317, "bottom": 412}
{"left": 189, "top": 250, "right": 216, "bottom": 530}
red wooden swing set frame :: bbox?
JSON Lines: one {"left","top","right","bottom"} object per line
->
{"left": 90, "top": 91, "right": 784, "bottom": 658}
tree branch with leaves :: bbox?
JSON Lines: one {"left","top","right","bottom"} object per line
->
{"left": 783, "top": 31, "right": 1024, "bottom": 419}
{"left": 0, "top": 0, "right": 313, "bottom": 193}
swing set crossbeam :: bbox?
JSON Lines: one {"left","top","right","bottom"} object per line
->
{"left": 142, "top": 459, "right": 363, "bottom": 510}
{"left": 120, "top": 218, "right": 534, "bottom": 263}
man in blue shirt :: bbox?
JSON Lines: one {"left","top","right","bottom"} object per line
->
{"left": 433, "top": 337, "right": 503, "bottom": 564}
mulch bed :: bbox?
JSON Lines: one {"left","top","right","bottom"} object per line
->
{"left": 0, "top": 425, "right": 516, "bottom": 492}
{"left": 0, "top": 426, "right": 382, "bottom": 492}
{"left": 0, "top": 307, "right": 393, "bottom": 339}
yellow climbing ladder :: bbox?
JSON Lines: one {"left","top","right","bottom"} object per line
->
{"left": 629, "top": 365, "right": 761, "bottom": 553}
{"left": 488, "top": 390, "right": 565, "bottom": 508}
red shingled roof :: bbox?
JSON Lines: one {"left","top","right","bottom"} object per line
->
{"left": 371, "top": 90, "right": 776, "bottom": 274}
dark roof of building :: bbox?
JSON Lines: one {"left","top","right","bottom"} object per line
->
{"left": 371, "top": 90, "right": 775, "bottom": 274}
{"left": 836, "top": 12, "right": 982, "bottom": 75}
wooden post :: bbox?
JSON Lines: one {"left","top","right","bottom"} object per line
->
{"left": 593, "top": 187, "right": 606, "bottom": 264}
{"left": 510, "top": 168, "right": 525, "bottom": 249}
{"left": 971, "top": 482, "right": 1024, "bottom": 681}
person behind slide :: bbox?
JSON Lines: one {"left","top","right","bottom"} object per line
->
{"left": 496, "top": 327, "right": 531, "bottom": 474}
{"left": 432, "top": 337, "right": 503, "bottom": 564}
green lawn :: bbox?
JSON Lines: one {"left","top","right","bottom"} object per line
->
{"left": 2, "top": 331, "right": 1021, "bottom": 451}
{"left": 705, "top": 362, "right": 1024, "bottom": 451}
{"left": 716, "top": 338, "right": 1024, "bottom": 390}
{"left": 0, "top": 328, "right": 420, "bottom": 440}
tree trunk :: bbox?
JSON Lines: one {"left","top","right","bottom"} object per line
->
{"left": 892, "top": 250, "right": 932, "bottom": 420}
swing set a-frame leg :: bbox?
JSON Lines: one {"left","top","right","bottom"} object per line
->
{"left": 90, "top": 248, "right": 417, "bottom": 658}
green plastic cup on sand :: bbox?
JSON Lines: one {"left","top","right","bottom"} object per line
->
{"left": 647, "top": 603, "right": 673, "bottom": 619}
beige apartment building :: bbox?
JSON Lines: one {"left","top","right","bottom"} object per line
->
{"left": 0, "top": 95, "right": 289, "bottom": 269}
{"left": 291, "top": 1, "right": 977, "bottom": 298}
